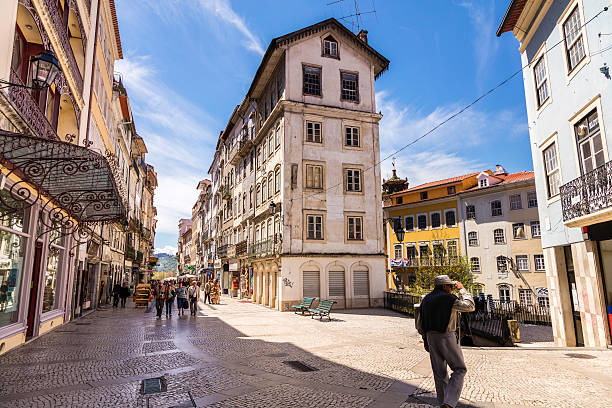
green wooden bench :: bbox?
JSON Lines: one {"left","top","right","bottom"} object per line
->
{"left": 308, "top": 300, "right": 336, "bottom": 321}
{"left": 291, "top": 297, "right": 316, "bottom": 314}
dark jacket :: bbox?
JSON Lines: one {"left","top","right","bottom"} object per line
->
{"left": 419, "top": 287, "right": 457, "bottom": 333}
{"left": 119, "top": 286, "right": 130, "bottom": 299}
{"left": 112, "top": 284, "right": 121, "bottom": 297}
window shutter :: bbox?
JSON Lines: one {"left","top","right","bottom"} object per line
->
{"left": 353, "top": 269, "right": 369, "bottom": 297}
{"left": 303, "top": 270, "right": 320, "bottom": 298}
{"left": 329, "top": 270, "right": 345, "bottom": 297}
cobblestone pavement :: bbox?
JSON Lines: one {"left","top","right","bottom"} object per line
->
{"left": 0, "top": 297, "right": 610, "bottom": 407}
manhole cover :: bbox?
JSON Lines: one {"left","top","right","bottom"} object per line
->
{"left": 283, "top": 360, "right": 318, "bottom": 372}
{"left": 565, "top": 353, "right": 597, "bottom": 359}
{"left": 142, "top": 377, "right": 166, "bottom": 394}
{"left": 266, "top": 353, "right": 289, "bottom": 358}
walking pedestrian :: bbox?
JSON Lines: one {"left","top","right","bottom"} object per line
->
{"left": 176, "top": 282, "right": 188, "bottom": 316}
{"left": 112, "top": 283, "right": 120, "bottom": 308}
{"left": 154, "top": 283, "right": 164, "bottom": 318}
{"left": 164, "top": 282, "right": 175, "bottom": 317}
{"left": 188, "top": 280, "right": 200, "bottom": 316}
{"left": 204, "top": 280, "right": 212, "bottom": 304}
{"left": 119, "top": 282, "right": 131, "bottom": 308}
{"left": 416, "top": 275, "right": 475, "bottom": 408}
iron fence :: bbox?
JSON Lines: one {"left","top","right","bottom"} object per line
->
{"left": 384, "top": 292, "right": 422, "bottom": 316}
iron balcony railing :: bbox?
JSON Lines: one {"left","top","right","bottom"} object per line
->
{"left": 136, "top": 251, "right": 143, "bottom": 264}
{"left": 236, "top": 240, "right": 248, "bottom": 256}
{"left": 217, "top": 244, "right": 228, "bottom": 257}
{"left": 560, "top": 160, "right": 612, "bottom": 222}
{"left": 390, "top": 256, "right": 460, "bottom": 268}
{"left": 227, "top": 244, "right": 236, "bottom": 259}
{"left": 125, "top": 246, "right": 136, "bottom": 260}
{"left": 248, "top": 234, "right": 281, "bottom": 259}
{"left": 221, "top": 184, "right": 230, "bottom": 200}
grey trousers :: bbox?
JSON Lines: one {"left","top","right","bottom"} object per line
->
{"left": 426, "top": 331, "right": 467, "bottom": 407}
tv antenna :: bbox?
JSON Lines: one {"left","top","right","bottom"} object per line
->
{"left": 327, "top": 0, "right": 377, "bottom": 33}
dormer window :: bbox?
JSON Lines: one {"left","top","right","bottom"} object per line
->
{"left": 479, "top": 178, "right": 488, "bottom": 188}
{"left": 323, "top": 35, "right": 338, "bottom": 57}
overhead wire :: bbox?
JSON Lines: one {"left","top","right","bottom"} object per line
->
{"left": 286, "top": 6, "right": 609, "bottom": 204}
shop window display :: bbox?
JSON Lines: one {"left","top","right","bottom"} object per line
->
{"left": 42, "top": 220, "right": 66, "bottom": 313}
{"left": 0, "top": 191, "right": 28, "bottom": 328}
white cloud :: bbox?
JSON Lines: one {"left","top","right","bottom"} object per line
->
{"left": 115, "top": 56, "right": 216, "bottom": 240}
{"left": 197, "top": 0, "right": 265, "bottom": 55}
{"left": 376, "top": 90, "right": 525, "bottom": 186}
{"left": 155, "top": 245, "right": 178, "bottom": 255}
{"left": 457, "top": 1, "right": 499, "bottom": 83}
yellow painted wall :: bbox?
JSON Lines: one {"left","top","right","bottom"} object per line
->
{"left": 38, "top": 315, "right": 64, "bottom": 336}
{"left": 0, "top": 331, "right": 25, "bottom": 355}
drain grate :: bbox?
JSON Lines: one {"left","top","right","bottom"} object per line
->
{"left": 283, "top": 360, "right": 318, "bottom": 372}
{"left": 565, "top": 353, "right": 597, "bottom": 359}
{"left": 142, "top": 377, "right": 166, "bottom": 394}
{"left": 266, "top": 353, "right": 289, "bottom": 358}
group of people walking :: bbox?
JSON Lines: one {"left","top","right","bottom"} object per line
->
{"left": 150, "top": 278, "right": 220, "bottom": 318}
{"left": 111, "top": 282, "right": 131, "bottom": 308}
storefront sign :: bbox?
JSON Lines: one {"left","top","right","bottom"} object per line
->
{"left": 214, "top": 259, "right": 221, "bottom": 268}
{"left": 229, "top": 263, "right": 238, "bottom": 271}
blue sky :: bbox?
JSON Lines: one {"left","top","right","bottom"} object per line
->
{"left": 114, "top": 0, "right": 530, "bottom": 255}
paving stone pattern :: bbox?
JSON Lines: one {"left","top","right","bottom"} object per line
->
{"left": 0, "top": 297, "right": 610, "bottom": 407}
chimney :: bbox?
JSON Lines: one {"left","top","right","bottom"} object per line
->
{"left": 357, "top": 29, "right": 368, "bottom": 44}
{"left": 493, "top": 164, "right": 507, "bottom": 176}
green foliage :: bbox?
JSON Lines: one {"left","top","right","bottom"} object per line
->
{"left": 408, "top": 256, "right": 475, "bottom": 295}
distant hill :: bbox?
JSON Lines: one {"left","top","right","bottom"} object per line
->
{"left": 154, "top": 253, "right": 177, "bottom": 273}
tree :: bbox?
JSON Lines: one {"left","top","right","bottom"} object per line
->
{"left": 410, "top": 256, "right": 475, "bottom": 295}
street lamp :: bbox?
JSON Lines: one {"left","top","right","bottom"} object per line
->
{"left": 0, "top": 50, "right": 61, "bottom": 90}
{"left": 392, "top": 218, "right": 405, "bottom": 243}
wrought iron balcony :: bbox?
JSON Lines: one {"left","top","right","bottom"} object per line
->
{"left": 217, "top": 244, "right": 228, "bottom": 257}
{"left": 8, "top": 69, "right": 58, "bottom": 140}
{"left": 248, "top": 234, "right": 281, "bottom": 259}
{"left": 560, "top": 160, "right": 612, "bottom": 227}
{"left": 136, "top": 251, "right": 144, "bottom": 264}
{"left": 221, "top": 184, "right": 231, "bottom": 200}
{"left": 236, "top": 240, "right": 248, "bottom": 256}
{"left": 227, "top": 244, "right": 236, "bottom": 259}
{"left": 44, "top": 0, "right": 84, "bottom": 93}
{"left": 125, "top": 246, "right": 136, "bottom": 260}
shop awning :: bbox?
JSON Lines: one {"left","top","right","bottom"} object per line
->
{"left": 0, "top": 130, "right": 127, "bottom": 223}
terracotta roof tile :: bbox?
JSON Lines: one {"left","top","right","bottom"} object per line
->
{"left": 388, "top": 172, "right": 481, "bottom": 197}
{"left": 463, "top": 171, "right": 534, "bottom": 192}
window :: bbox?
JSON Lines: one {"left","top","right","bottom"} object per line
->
{"left": 431, "top": 212, "right": 441, "bottom": 229}
{"left": 499, "top": 285, "right": 511, "bottom": 302}
{"left": 531, "top": 221, "right": 541, "bottom": 238}
{"left": 538, "top": 294, "right": 550, "bottom": 309}
{"left": 406, "top": 245, "right": 417, "bottom": 261}
{"left": 420, "top": 191, "right": 428, "bottom": 200}
{"left": 519, "top": 289, "right": 533, "bottom": 306}
{"left": 516, "top": 255, "right": 529, "bottom": 271}
{"left": 347, "top": 216, "right": 363, "bottom": 240}
{"left": 479, "top": 178, "right": 488, "bottom": 188}
{"left": 527, "top": 191, "right": 538, "bottom": 208}
{"left": 509, "top": 194, "right": 522, "bottom": 210}
{"left": 404, "top": 215, "right": 414, "bottom": 231}
{"left": 534, "top": 254, "right": 545, "bottom": 271}
{"left": 494, "top": 228, "right": 505, "bottom": 244}
{"left": 468, "top": 231, "right": 478, "bottom": 246}
{"left": 491, "top": 200, "right": 502, "bottom": 216}
{"left": 346, "top": 169, "right": 362, "bottom": 192}
{"left": 262, "top": 178, "right": 268, "bottom": 202}
{"left": 345, "top": 127, "right": 360, "bottom": 147}
{"left": 575, "top": 110, "right": 604, "bottom": 175}
{"left": 268, "top": 174, "right": 273, "bottom": 198}
{"left": 466, "top": 205, "right": 476, "bottom": 220}
{"left": 249, "top": 186, "right": 253, "bottom": 209}
{"left": 447, "top": 240, "right": 458, "bottom": 258}
{"left": 447, "top": 186, "right": 456, "bottom": 195}
{"left": 303, "top": 65, "right": 321, "bottom": 96}
{"left": 433, "top": 243, "right": 445, "bottom": 264}
{"left": 274, "top": 167, "right": 281, "bottom": 193}
{"left": 445, "top": 210, "right": 456, "bottom": 227}
{"left": 417, "top": 214, "right": 427, "bottom": 230}
{"left": 512, "top": 223, "right": 526, "bottom": 240}
{"left": 419, "top": 244, "right": 430, "bottom": 263}
{"left": 268, "top": 133, "right": 274, "bottom": 158}
{"left": 563, "top": 6, "right": 586, "bottom": 72}
{"left": 393, "top": 243, "right": 403, "bottom": 259}
{"left": 306, "top": 121, "right": 322, "bottom": 143}
{"left": 323, "top": 35, "right": 338, "bottom": 57}
{"left": 306, "top": 215, "right": 323, "bottom": 240}
{"left": 306, "top": 164, "right": 323, "bottom": 189}
{"left": 275, "top": 125, "right": 281, "bottom": 148}
{"left": 533, "top": 56, "right": 550, "bottom": 107}
{"left": 340, "top": 72, "right": 358, "bottom": 101}
{"left": 497, "top": 256, "right": 508, "bottom": 274}
{"left": 396, "top": 197, "right": 403, "bottom": 205}
{"left": 470, "top": 257, "right": 480, "bottom": 273}
{"left": 543, "top": 143, "right": 560, "bottom": 197}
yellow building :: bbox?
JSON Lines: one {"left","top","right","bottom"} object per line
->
{"left": 383, "top": 171, "right": 484, "bottom": 290}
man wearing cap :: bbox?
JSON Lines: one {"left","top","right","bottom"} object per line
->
{"left": 416, "top": 275, "right": 475, "bottom": 408}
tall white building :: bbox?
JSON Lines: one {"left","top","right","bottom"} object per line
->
{"left": 207, "top": 19, "right": 389, "bottom": 310}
